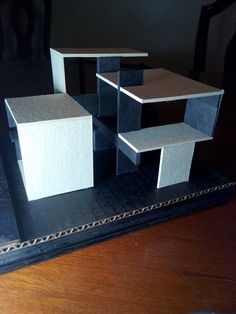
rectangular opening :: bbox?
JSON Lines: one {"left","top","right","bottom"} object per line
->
{"left": 64, "top": 57, "right": 97, "bottom": 95}
{"left": 141, "top": 99, "right": 186, "bottom": 128}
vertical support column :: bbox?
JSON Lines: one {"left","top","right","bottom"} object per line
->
{"left": 157, "top": 142, "right": 195, "bottom": 188}
{"left": 50, "top": 49, "right": 66, "bottom": 93}
{"left": 116, "top": 70, "right": 143, "bottom": 175}
{"left": 184, "top": 95, "right": 222, "bottom": 137}
{"left": 78, "top": 58, "right": 86, "bottom": 94}
{"left": 97, "top": 57, "right": 120, "bottom": 117}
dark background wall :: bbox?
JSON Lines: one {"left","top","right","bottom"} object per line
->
{"left": 50, "top": 0, "right": 236, "bottom": 73}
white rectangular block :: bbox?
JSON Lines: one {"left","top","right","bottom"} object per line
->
{"left": 157, "top": 142, "right": 195, "bottom": 188}
{"left": 5, "top": 94, "right": 93, "bottom": 201}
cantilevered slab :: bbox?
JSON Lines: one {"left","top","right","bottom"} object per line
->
{"left": 118, "top": 123, "right": 212, "bottom": 154}
{"left": 96, "top": 68, "right": 224, "bottom": 103}
{"left": 50, "top": 48, "right": 148, "bottom": 58}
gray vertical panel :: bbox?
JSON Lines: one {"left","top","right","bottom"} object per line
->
{"left": 97, "top": 80, "right": 117, "bottom": 117}
{"left": 116, "top": 70, "right": 143, "bottom": 174}
{"left": 184, "top": 95, "right": 222, "bottom": 136}
{"left": 119, "top": 69, "right": 144, "bottom": 87}
{"left": 93, "top": 127, "right": 115, "bottom": 151}
{"left": 97, "top": 57, "right": 121, "bottom": 117}
{"left": 116, "top": 93, "right": 142, "bottom": 175}
{"left": 96, "top": 57, "right": 121, "bottom": 73}
{"left": 117, "top": 93, "right": 142, "bottom": 133}
{"left": 116, "top": 148, "right": 138, "bottom": 175}
{"left": 157, "top": 142, "right": 195, "bottom": 188}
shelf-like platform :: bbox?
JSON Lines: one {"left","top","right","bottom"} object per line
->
{"left": 96, "top": 68, "right": 224, "bottom": 103}
{"left": 118, "top": 122, "right": 212, "bottom": 153}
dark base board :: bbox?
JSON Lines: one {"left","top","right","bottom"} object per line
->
{"left": 0, "top": 137, "right": 235, "bottom": 274}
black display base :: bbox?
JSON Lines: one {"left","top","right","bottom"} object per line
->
{"left": 0, "top": 137, "right": 235, "bottom": 274}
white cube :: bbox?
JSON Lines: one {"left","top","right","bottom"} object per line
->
{"left": 5, "top": 93, "right": 94, "bottom": 201}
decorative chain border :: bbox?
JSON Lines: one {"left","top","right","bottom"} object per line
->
{"left": 0, "top": 182, "right": 235, "bottom": 255}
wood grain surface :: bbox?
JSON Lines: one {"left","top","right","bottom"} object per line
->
{"left": 0, "top": 198, "right": 235, "bottom": 314}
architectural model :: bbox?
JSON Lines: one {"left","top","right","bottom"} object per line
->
{"left": 1, "top": 48, "right": 235, "bottom": 274}
{"left": 5, "top": 48, "right": 223, "bottom": 200}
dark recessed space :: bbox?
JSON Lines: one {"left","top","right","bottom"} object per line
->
{"left": 141, "top": 100, "right": 186, "bottom": 128}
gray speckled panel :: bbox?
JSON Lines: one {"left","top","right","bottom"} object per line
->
{"left": 184, "top": 95, "right": 222, "bottom": 136}
{"left": 97, "top": 57, "right": 120, "bottom": 117}
{"left": 157, "top": 142, "right": 195, "bottom": 188}
{"left": 96, "top": 57, "right": 121, "bottom": 73}
{"left": 118, "top": 70, "right": 144, "bottom": 87}
{"left": 116, "top": 70, "right": 144, "bottom": 175}
{"left": 116, "top": 93, "right": 142, "bottom": 174}
{"left": 98, "top": 80, "right": 117, "bottom": 117}
{"left": 117, "top": 93, "right": 142, "bottom": 133}
{"left": 93, "top": 128, "right": 115, "bottom": 151}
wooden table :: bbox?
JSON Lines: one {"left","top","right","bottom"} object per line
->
{"left": 0, "top": 197, "right": 235, "bottom": 314}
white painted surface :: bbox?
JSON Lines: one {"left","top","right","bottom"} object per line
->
{"left": 157, "top": 142, "right": 195, "bottom": 188}
{"left": 118, "top": 123, "right": 212, "bottom": 153}
{"left": 50, "top": 48, "right": 147, "bottom": 93}
{"left": 6, "top": 94, "right": 93, "bottom": 201}
{"left": 96, "top": 68, "right": 224, "bottom": 103}
{"left": 50, "top": 50, "right": 66, "bottom": 93}
{"left": 50, "top": 48, "right": 148, "bottom": 58}
{"left": 5, "top": 93, "right": 90, "bottom": 124}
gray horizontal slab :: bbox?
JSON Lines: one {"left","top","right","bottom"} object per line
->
{"left": 5, "top": 93, "right": 91, "bottom": 125}
{"left": 118, "top": 123, "right": 212, "bottom": 153}
{"left": 50, "top": 48, "right": 148, "bottom": 58}
{"left": 97, "top": 68, "right": 224, "bottom": 103}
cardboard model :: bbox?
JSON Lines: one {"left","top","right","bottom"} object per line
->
{"left": 1, "top": 48, "right": 234, "bottom": 274}
{"left": 5, "top": 49, "right": 224, "bottom": 200}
